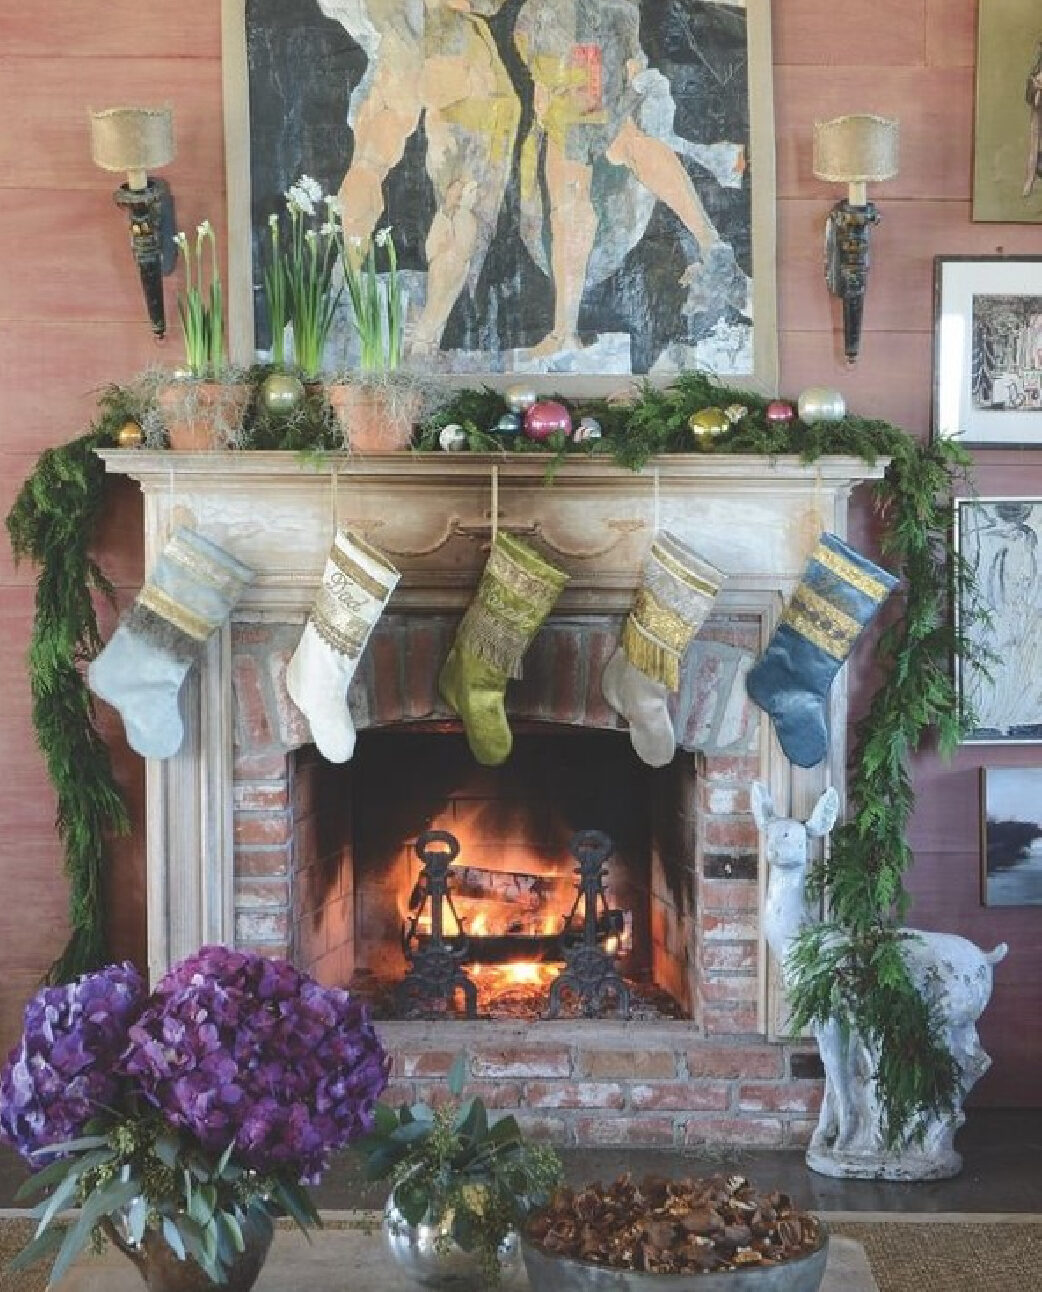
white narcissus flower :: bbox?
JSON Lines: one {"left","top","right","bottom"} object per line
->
{"left": 268, "top": 212, "right": 279, "bottom": 230}
{"left": 374, "top": 226, "right": 393, "bottom": 248}
{"left": 286, "top": 184, "right": 315, "bottom": 217}
{"left": 298, "top": 174, "right": 324, "bottom": 204}
{"left": 196, "top": 219, "right": 213, "bottom": 238}
{"left": 320, "top": 222, "right": 338, "bottom": 237}
{"left": 305, "top": 228, "right": 318, "bottom": 243}
{"left": 324, "top": 194, "right": 342, "bottom": 218}
{"left": 174, "top": 231, "right": 188, "bottom": 250}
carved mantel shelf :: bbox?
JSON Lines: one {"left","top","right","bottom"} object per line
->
{"left": 99, "top": 451, "right": 889, "bottom": 617}
{"left": 97, "top": 450, "right": 888, "bottom": 988}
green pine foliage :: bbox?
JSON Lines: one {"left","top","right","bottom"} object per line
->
{"left": 8, "top": 370, "right": 982, "bottom": 1146}
{"left": 5, "top": 387, "right": 139, "bottom": 982}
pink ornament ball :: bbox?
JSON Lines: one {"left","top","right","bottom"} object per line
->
{"left": 766, "top": 400, "right": 796, "bottom": 425}
{"left": 523, "top": 400, "right": 573, "bottom": 442}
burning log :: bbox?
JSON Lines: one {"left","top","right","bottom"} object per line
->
{"left": 412, "top": 911, "right": 625, "bottom": 966}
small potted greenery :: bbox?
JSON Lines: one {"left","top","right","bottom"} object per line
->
{"left": 159, "top": 220, "right": 246, "bottom": 450}
{"left": 1, "top": 948, "right": 388, "bottom": 1291}
{"left": 354, "top": 1055, "right": 563, "bottom": 1289}
{"left": 326, "top": 224, "right": 419, "bottom": 452}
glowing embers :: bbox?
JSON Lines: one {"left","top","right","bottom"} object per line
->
{"left": 399, "top": 828, "right": 630, "bottom": 1019}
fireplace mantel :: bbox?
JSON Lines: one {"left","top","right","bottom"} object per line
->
{"left": 99, "top": 450, "right": 887, "bottom": 997}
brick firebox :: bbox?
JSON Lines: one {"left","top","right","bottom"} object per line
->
{"left": 98, "top": 451, "right": 887, "bottom": 1149}
{"left": 229, "top": 612, "right": 824, "bottom": 1148}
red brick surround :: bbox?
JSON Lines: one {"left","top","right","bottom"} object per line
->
{"left": 228, "top": 614, "right": 825, "bottom": 1147}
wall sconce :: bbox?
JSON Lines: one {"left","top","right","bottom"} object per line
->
{"left": 813, "top": 114, "right": 899, "bottom": 364}
{"left": 89, "top": 106, "right": 176, "bottom": 338}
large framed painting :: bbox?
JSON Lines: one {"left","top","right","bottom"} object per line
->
{"left": 980, "top": 767, "right": 1042, "bottom": 906}
{"left": 934, "top": 256, "right": 1042, "bottom": 446}
{"left": 222, "top": 0, "right": 777, "bottom": 393}
{"left": 955, "top": 497, "right": 1042, "bottom": 743}
{"left": 974, "top": 0, "right": 1042, "bottom": 223}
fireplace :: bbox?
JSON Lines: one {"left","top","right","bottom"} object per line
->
{"left": 100, "top": 450, "right": 886, "bottom": 1146}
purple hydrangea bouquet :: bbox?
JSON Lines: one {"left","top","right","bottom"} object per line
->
{"left": 0, "top": 947, "right": 388, "bottom": 1289}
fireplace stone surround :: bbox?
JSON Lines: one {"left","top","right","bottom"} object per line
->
{"left": 100, "top": 450, "right": 887, "bottom": 1147}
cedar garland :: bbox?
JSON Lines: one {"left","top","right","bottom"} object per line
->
{"left": 7, "top": 368, "right": 980, "bottom": 1145}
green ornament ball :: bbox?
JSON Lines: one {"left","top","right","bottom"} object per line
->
{"left": 261, "top": 372, "right": 306, "bottom": 417}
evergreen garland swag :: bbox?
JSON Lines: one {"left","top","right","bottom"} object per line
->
{"left": 6, "top": 368, "right": 980, "bottom": 1148}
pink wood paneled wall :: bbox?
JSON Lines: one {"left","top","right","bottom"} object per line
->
{"left": 0, "top": 0, "right": 1038, "bottom": 1104}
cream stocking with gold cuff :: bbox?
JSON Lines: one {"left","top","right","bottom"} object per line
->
{"left": 286, "top": 530, "right": 400, "bottom": 763}
{"left": 601, "top": 532, "right": 723, "bottom": 767}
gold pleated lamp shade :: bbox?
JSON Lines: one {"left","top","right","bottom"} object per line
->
{"left": 89, "top": 107, "right": 175, "bottom": 185}
{"left": 812, "top": 114, "right": 899, "bottom": 183}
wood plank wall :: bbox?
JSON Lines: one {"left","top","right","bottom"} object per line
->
{"left": 0, "top": 0, "right": 1037, "bottom": 1104}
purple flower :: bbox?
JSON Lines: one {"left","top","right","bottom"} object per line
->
{"left": 122, "top": 946, "right": 388, "bottom": 1182}
{"left": 0, "top": 963, "right": 146, "bottom": 1161}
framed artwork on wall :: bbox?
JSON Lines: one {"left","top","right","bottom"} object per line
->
{"left": 934, "top": 256, "right": 1042, "bottom": 446}
{"left": 980, "top": 766, "right": 1042, "bottom": 906}
{"left": 221, "top": 0, "right": 778, "bottom": 394}
{"left": 974, "top": 0, "right": 1042, "bottom": 223}
{"left": 955, "top": 497, "right": 1042, "bottom": 744}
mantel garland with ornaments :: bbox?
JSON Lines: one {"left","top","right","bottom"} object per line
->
{"left": 5, "top": 368, "right": 982, "bottom": 1149}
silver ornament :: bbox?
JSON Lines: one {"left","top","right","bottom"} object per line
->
{"left": 504, "top": 384, "right": 538, "bottom": 413}
{"left": 438, "top": 423, "right": 468, "bottom": 452}
{"left": 494, "top": 412, "right": 524, "bottom": 435}
{"left": 798, "top": 386, "right": 847, "bottom": 425}
{"left": 573, "top": 416, "right": 603, "bottom": 443}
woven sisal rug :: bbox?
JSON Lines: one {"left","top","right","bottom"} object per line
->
{"left": 2, "top": 1214, "right": 1040, "bottom": 1291}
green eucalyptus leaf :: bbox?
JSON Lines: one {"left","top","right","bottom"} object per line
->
{"left": 447, "top": 1053, "right": 467, "bottom": 1098}
{"left": 49, "top": 1178, "right": 140, "bottom": 1286}
{"left": 450, "top": 1205, "right": 481, "bottom": 1253}
{"left": 222, "top": 1209, "right": 246, "bottom": 1254}
{"left": 154, "top": 1135, "right": 181, "bottom": 1169}
{"left": 126, "top": 1196, "right": 149, "bottom": 1246}
{"left": 393, "top": 1179, "right": 430, "bottom": 1228}
{"left": 162, "top": 1217, "right": 187, "bottom": 1262}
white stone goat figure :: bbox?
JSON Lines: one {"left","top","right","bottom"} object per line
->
{"left": 752, "top": 780, "right": 1008, "bottom": 1181}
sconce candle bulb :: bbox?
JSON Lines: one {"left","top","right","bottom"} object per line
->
{"left": 90, "top": 106, "right": 176, "bottom": 339}
{"left": 813, "top": 114, "right": 899, "bottom": 364}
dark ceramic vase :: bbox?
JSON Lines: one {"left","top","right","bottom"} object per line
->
{"left": 102, "top": 1210, "right": 274, "bottom": 1292}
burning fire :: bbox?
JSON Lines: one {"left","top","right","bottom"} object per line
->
{"left": 400, "top": 821, "right": 630, "bottom": 1015}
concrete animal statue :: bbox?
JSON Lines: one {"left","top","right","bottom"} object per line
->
{"left": 753, "top": 780, "right": 1008, "bottom": 1180}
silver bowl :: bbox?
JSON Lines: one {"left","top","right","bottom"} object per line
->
{"left": 521, "top": 1225, "right": 829, "bottom": 1292}
{"left": 383, "top": 1199, "right": 527, "bottom": 1290}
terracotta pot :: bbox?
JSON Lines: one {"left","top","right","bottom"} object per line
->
{"left": 159, "top": 381, "right": 249, "bottom": 451}
{"left": 102, "top": 1211, "right": 273, "bottom": 1292}
{"left": 325, "top": 382, "right": 419, "bottom": 453}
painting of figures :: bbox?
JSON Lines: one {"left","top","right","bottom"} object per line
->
{"left": 956, "top": 498, "right": 1042, "bottom": 743}
{"left": 981, "top": 767, "right": 1042, "bottom": 906}
{"left": 230, "top": 0, "right": 775, "bottom": 383}
{"left": 974, "top": 0, "right": 1042, "bottom": 223}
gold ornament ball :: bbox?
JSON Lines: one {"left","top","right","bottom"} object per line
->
{"left": 689, "top": 406, "right": 730, "bottom": 446}
{"left": 261, "top": 371, "right": 306, "bottom": 417}
{"left": 116, "top": 419, "right": 144, "bottom": 448}
{"left": 797, "top": 386, "right": 847, "bottom": 425}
